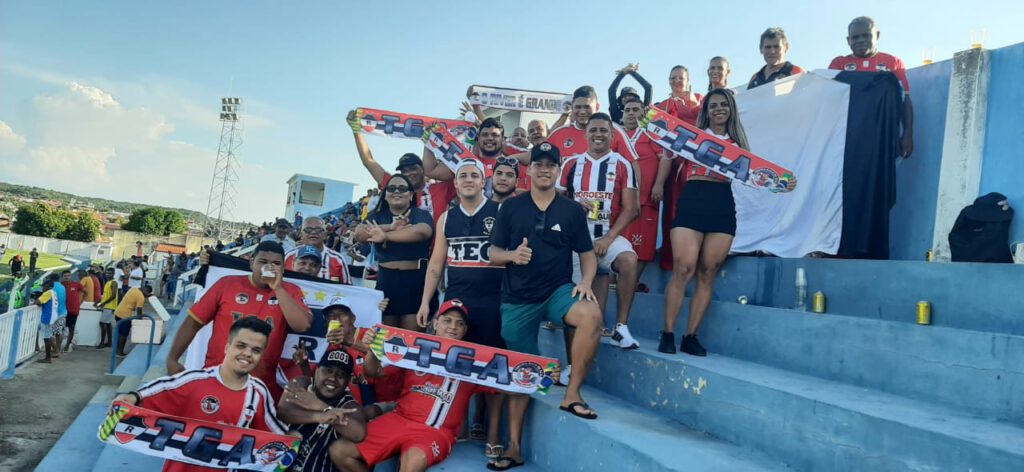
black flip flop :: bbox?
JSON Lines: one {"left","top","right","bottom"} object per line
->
{"left": 487, "top": 456, "right": 525, "bottom": 471}
{"left": 559, "top": 401, "right": 598, "bottom": 420}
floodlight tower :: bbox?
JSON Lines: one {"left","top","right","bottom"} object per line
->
{"left": 202, "top": 97, "right": 243, "bottom": 243}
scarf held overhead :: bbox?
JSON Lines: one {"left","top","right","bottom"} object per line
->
{"left": 641, "top": 106, "right": 798, "bottom": 193}
{"left": 369, "top": 324, "right": 559, "bottom": 394}
{"left": 98, "top": 401, "right": 299, "bottom": 471}
{"left": 468, "top": 85, "right": 571, "bottom": 114}
{"left": 423, "top": 123, "right": 477, "bottom": 174}
{"left": 355, "top": 107, "right": 477, "bottom": 145}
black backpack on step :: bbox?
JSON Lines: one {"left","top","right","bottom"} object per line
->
{"left": 948, "top": 192, "right": 1014, "bottom": 263}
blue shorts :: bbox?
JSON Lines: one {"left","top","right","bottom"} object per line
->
{"left": 501, "top": 284, "right": 582, "bottom": 355}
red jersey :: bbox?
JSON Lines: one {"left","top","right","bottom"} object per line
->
{"left": 614, "top": 125, "right": 663, "bottom": 207}
{"left": 393, "top": 370, "right": 485, "bottom": 437}
{"left": 136, "top": 367, "right": 287, "bottom": 472}
{"left": 684, "top": 129, "right": 734, "bottom": 182}
{"left": 64, "top": 281, "right": 84, "bottom": 315}
{"left": 284, "top": 246, "right": 351, "bottom": 283}
{"left": 475, "top": 154, "right": 531, "bottom": 193}
{"left": 548, "top": 123, "right": 638, "bottom": 163}
{"left": 188, "top": 275, "right": 309, "bottom": 399}
{"left": 90, "top": 275, "right": 102, "bottom": 301}
{"left": 657, "top": 95, "right": 703, "bottom": 125}
{"left": 381, "top": 173, "right": 456, "bottom": 223}
{"left": 557, "top": 150, "right": 638, "bottom": 239}
{"left": 829, "top": 52, "right": 910, "bottom": 93}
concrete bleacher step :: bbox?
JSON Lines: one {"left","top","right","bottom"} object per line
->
{"left": 377, "top": 443, "right": 551, "bottom": 472}
{"left": 539, "top": 331, "right": 1024, "bottom": 472}
{"left": 34, "top": 384, "right": 119, "bottom": 472}
{"left": 607, "top": 294, "right": 1024, "bottom": 424}
{"left": 522, "top": 384, "right": 792, "bottom": 471}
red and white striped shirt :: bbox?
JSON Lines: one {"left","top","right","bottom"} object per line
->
{"left": 557, "top": 151, "right": 637, "bottom": 239}
{"left": 284, "top": 246, "right": 351, "bottom": 284}
{"left": 548, "top": 123, "right": 638, "bottom": 163}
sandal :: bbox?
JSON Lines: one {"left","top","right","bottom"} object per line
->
{"left": 484, "top": 443, "right": 504, "bottom": 459}
{"left": 470, "top": 423, "right": 486, "bottom": 442}
{"left": 559, "top": 401, "right": 598, "bottom": 420}
{"left": 487, "top": 456, "right": 525, "bottom": 471}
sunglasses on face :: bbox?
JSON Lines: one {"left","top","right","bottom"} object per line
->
{"left": 385, "top": 185, "right": 411, "bottom": 194}
{"left": 303, "top": 227, "right": 325, "bottom": 234}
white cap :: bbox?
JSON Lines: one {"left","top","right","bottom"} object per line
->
{"left": 456, "top": 158, "right": 486, "bottom": 175}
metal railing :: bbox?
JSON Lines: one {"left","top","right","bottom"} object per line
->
{"left": 109, "top": 314, "right": 157, "bottom": 374}
{"left": 1, "top": 305, "right": 43, "bottom": 379}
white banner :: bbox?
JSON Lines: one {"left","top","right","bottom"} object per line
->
{"left": 469, "top": 85, "right": 571, "bottom": 114}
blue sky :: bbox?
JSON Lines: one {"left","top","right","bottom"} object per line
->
{"left": 1, "top": 0, "right": 1021, "bottom": 223}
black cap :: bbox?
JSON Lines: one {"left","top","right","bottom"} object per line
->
{"left": 319, "top": 347, "right": 354, "bottom": 376}
{"left": 530, "top": 142, "right": 560, "bottom": 164}
{"left": 619, "top": 86, "right": 640, "bottom": 101}
{"left": 396, "top": 153, "right": 423, "bottom": 170}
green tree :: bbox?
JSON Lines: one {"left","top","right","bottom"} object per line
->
{"left": 60, "top": 212, "right": 100, "bottom": 242}
{"left": 11, "top": 204, "right": 65, "bottom": 238}
{"left": 123, "top": 207, "right": 187, "bottom": 236}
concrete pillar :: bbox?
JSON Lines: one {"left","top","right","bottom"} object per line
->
{"left": 931, "top": 48, "right": 991, "bottom": 261}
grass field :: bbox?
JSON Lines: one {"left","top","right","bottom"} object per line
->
{"left": 0, "top": 249, "right": 70, "bottom": 284}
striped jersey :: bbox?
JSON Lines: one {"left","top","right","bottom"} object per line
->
{"left": 37, "top": 289, "right": 59, "bottom": 325}
{"left": 548, "top": 122, "right": 638, "bottom": 162}
{"left": 135, "top": 367, "right": 287, "bottom": 472}
{"left": 557, "top": 151, "right": 638, "bottom": 239}
{"left": 394, "top": 370, "right": 485, "bottom": 437}
{"left": 291, "top": 390, "right": 357, "bottom": 472}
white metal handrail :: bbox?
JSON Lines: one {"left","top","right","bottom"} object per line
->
{"left": 1, "top": 305, "right": 42, "bottom": 379}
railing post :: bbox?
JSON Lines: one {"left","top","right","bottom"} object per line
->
{"left": 3, "top": 310, "right": 24, "bottom": 379}
{"left": 109, "top": 314, "right": 158, "bottom": 374}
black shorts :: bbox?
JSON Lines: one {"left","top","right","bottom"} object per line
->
{"left": 66, "top": 313, "right": 79, "bottom": 330}
{"left": 459, "top": 297, "right": 505, "bottom": 349}
{"left": 672, "top": 180, "right": 737, "bottom": 236}
{"left": 376, "top": 266, "right": 435, "bottom": 318}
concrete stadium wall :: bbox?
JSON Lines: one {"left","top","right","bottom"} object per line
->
{"left": 979, "top": 44, "right": 1024, "bottom": 249}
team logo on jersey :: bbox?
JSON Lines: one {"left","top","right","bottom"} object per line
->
{"left": 256, "top": 441, "right": 294, "bottom": 466}
{"left": 844, "top": 63, "right": 857, "bottom": 71}
{"left": 200, "top": 395, "right": 220, "bottom": 414}
{"left": 268, "top": 297, "right": 279, "bottom": 306}
{"left": 511, "top": 361, "right": 544, "bottom": 388}
{"left": 751, "top": 168, "right": 780, "bottom": 188}
{"left": 631, "top": 234, "right": 644, "bottom": 246}
{"left": 383, "top": 336, "right": 408, "bottom": 364}
{"left": 564, "top": 138, "right": 574, "bottom": 148}
{"left": 235, "top": 293, "right": 249, "bottom": 305}
{"left": 256, "top": 294, "right": 264, "bottom": 302}
{"left": 875, "top": 63, "right": 890, "bottom": 72}
{"left": 483, "top": 217, "right": 495, "bottom": 236}
{"left": 431, "top": 441, "right": 441, "bottom": 458}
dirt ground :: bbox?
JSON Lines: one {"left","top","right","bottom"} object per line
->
{"left": 0, "top": 346, "right": 113, "bottom": 471}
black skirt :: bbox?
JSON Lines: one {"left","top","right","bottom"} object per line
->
{"left": 672, "top": 180, "right": 737, "bottom": 235}
{"left": 376, "top": 266, "right": 435, "bottom": 318}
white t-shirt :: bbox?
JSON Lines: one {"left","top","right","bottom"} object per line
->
{"left": 129, "top": 267, "right": 144, "bottom": 288}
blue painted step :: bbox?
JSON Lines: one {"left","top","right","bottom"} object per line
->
{"left": 539, "top": 331, "right": 1024, "bottom": 472}
{"left": 35, "top": 385, "right": 119, "bottom": 472}
{"left": 521, "top": 384, "right": 792, "bottom": 471}
{"left": 377, "top": 443, "right": 550, "bottom": 471}
{"left": 606, "top": 294, "right": 1024, "bottom": 424}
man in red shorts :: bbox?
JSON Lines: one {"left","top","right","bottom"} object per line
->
{"left": 829, "top": 16, "right": 914, "bottom": 157}
{"left": 330, "top": 300, "right": 494, "bottom": 472}
{"left": 617, "top": 95, "right": 666, "bottom": 289}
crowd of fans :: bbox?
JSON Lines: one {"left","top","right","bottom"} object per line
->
{"left": 92, "top": 16, "right": 916, "bottom": 472}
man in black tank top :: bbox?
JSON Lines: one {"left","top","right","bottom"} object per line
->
{"left": 417, "top": 157, "right": 508, "bottom": 457}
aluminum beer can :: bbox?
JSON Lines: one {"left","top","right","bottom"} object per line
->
{"left": 916, "top": 301, "right": 932, "bottom": 325}
{"left": 925, "top": 250, "right": 934, "bottom": 262}
{"left": 812, "top": 291, "right": 826, "bottom": 313}
{"left": 588, "top": 200, "right": 601, "bottom": 220}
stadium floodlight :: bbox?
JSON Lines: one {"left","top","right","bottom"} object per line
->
{"left": 203, "top": 97, "right": 244, "bottom": 241}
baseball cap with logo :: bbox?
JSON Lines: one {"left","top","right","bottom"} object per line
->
{"left": 530, "top": 142, "right": 560, "bottom": 165}
{"left": 436, "top": 298, "right": 470, "bottom": 319}
{"left": 323, "top": 296, "right": 353, "bottom": 317}
{"left": 294, "top": 245, "right": 321, "bottom": 261}
{"left": 319, "top": 347, "right": 354, "bottom": 376}
{"left": 396, "top": 153, "right": 424, "bottom": 170}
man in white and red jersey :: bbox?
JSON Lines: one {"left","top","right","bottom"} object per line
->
{"left": 165, "top": 241, "right": 312, "bottom": 401}
{"left": 617, "top": 95, "right": 667, "bottom": 281}
{"left": 829, "top": 16, "right": 914, "bottom": 157}
{"left": 285, "top": 216, "right": 351, "bottom": 283}
{"left": 423, "top": 117, "right": 531, "bottom": 195}
{"left": 558, "top": 112, "right": 641, "bottom": 350}
{"left": 547, "top": 86, "right": 637, "bottom": 163}
{"left": 113, "top": 317, "right": 290, "bottom": 472}
{"left": 331, "top": 300, "right": 497, "bottom": 472}
{"left": 348, "top": 110, "right": 456, "bottom": 222}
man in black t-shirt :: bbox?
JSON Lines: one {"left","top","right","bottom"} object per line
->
{"left": 487, "top": 142, "right": 604, "bottom": 469}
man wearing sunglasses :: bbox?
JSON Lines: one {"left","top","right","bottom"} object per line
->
{"left": 260, "top": 217, "right": 297, "bottom": 253}
{"left": 285, "top": 216, "right": 351, "bottom": 284}
{"left": 488, "top": 141, "right": 605, "bottom": 467}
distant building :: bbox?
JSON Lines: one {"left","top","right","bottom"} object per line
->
{"left": 284, "top": 174, "right": 355, "bottom": 220}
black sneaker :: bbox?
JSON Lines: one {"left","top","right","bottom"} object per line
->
{"left": 657, "top": 332, "right": 677, "bottom": 354}
{"left": 681, "top": 334, "right": 707, "bottom": 357}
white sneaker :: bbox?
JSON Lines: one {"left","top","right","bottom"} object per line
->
{"left": 557, "top": 364, "right": 572, "bottom": 386}
{"left": 612, "top": 324, "right": 640, "bottom": 350}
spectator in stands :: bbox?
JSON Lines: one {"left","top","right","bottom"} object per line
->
{"left": 165, "top": 241, "right": 312, "bottom": 400}
{"left": 423, "top": 117, "right": 530, "bottom": 196}
{"left": 34, "top": 279, "right": 59, "bottom": 363}
{"left": 128, "top": 259, "right": 144, "bottom": 290}
{"left": 80, "top": 267, "right": 96, "bottom": 304}
{"left": 0, "top": 244, "right": 5, "bottom": 260}
{"left": 608, "top": 63, "right": 652, "bottom": 124}
{"left": 660, "top": 89, "right": 750, "bottom": 356}
{"left": 748, "top": 27, "right": 804, "bottom": 89}
{"left": 112, "top": 284, "right": 152, "bottom": 357}
{"left": 215, "top": 240, "right": 225, "bottom": 252}
{"left": 165, "top": 257, "right": 184, "bottom": 303}
{"left": 527, "top": 119, "right": 549, "bottom": 147}
{"left": 9, "top": 254, "right": 24, "bottom": 277}
{"left": 349, "top": 110, "right": 457, "bottom": 223}
{"left": 509, "top": 126, "right": 530, "bottom": 150}
{"left": 295, "top": 211, "right": 304, "bottom": 229}
{"left": 48, "top": 273, "right": 67, "bottom": 358}
{"left": 488, "top": 142, "right": 603, "bottom": 469}
{"left": 708, "top": 56, "right": 731, "bottom": 91}
{"left": 291, "top": 245, "right": 324, "bottom": 277}
{"left": 262, "top": 218, "right": 297, "bottom": 253}
{"left": 354, "top": 174, "right": 435, "bottom": 331}
{"left": 286, "top": 216, "right": 351, "bottom": 283}
{"left": 829, "top": 16, "right": 914, "bottom": 157}
{"left": 620, "top": 95, "right": 668, "bottom": 291}
{"left": 546, "top": 86, "right": 637, "bottom": 163}
{"left": 491, "top": 158, "right": 520, "bottom": 204}
{"left": 112, "top": 317, "right": 287, "bottom": 472}
{"left": 60, "top": 271, "right": 84, "bottom": 353}
{"left": 95, "top": 267, "right": 119, "bottom": 348}
{"left": 29, "top": 248, "right": 38, "bottom": 274}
